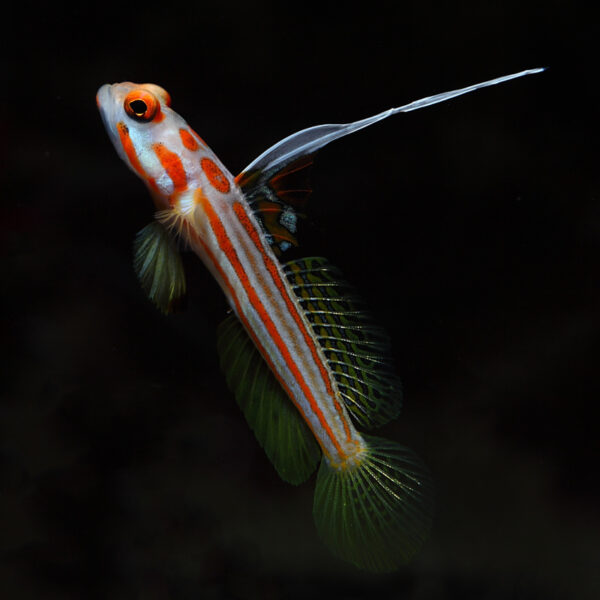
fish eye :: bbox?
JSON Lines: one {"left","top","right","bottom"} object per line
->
{"left": 124, "top": 90, "right": 160, "bottom": 122}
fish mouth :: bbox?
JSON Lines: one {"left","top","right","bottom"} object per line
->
{"left": 96, "top": 84, "right": 113, "bottom": 108}
{"left": 96, "top": 84, "right": 114, "bottom": 131}
{"left": 96, "top": 83, "right": 132, "bottom": 167}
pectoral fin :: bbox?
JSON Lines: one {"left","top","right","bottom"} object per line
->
{"left": 133, "top": 221, "right": 186, "bottom": 314}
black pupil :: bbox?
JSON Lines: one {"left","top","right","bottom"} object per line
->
{"left": 130, "top": 99, "right": 147, "bottom": 116}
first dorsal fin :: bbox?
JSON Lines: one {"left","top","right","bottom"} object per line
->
{"left": 235, "top": 68, "right": 543, "bottom": 259}
{"left": 235, "top": 155, "right": 314, "bottom": 257}
{"left": 239, "top": 68, "right": 543, "bottom": 178}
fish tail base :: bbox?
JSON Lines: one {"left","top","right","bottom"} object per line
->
{"left": 313, "top": 434, "right": 434, "bottom": 571}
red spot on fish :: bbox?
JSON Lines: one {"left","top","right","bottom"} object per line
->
{"left": 153, "top": 143, "right": 188, "bottom": 192}
{"left": 201, "top": 157, "right": 230, "bottom": 193}
{"left": 179, "top": 128, "right": 199, "bottom": 151}
{"left": 116, "top": 121, "right": 147, "bottom": 179}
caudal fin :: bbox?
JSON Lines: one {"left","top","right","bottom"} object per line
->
{"left": 313, "top": 434, "right": 433, "bottom": 572}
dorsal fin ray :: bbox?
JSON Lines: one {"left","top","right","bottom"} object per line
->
{"left": 240, "top": 69, "right": 543, "bottom": 177}
{"left": 236, "top": 68, "right": 543, "bottom": 257}
{"left": 283, "top": 257, "right": 402, "bottom": 429}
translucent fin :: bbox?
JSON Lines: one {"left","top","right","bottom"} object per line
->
{"left": 133, "top": 221, "right": 186, "bottom": 314}
{"left": 313, "top": 435, "right": 434, "bottom": 572}
{"left": 241, "top": 68, "right": 544, "bottom": 176}
{"left": 235, "top": 156, "right": 313, "bottom": 256}
{"left": 217, "top": 314, "right": 321, "bottom": 484}
{"left": 284, "top": 257, "right": 401, "bottom": 429}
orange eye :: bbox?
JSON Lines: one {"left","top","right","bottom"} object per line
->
{"left": 124, "top": 89, "right": 161, "bottom": 122}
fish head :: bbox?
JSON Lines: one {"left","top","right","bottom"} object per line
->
{"left": 96, "top": 82, "right": 213, "bottom": 210}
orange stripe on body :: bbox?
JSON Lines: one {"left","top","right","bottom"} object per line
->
{"left": 153, "top": 143, "right": 188, "bottom": 192}
{"left": 179, "top": 128, "right": 199, "bottom": 151}
{"left": 232, "top": 201, "right": 353, "bottom": 444}
{"left": 186, "top": 220, "right": 313, "bottom": 442}
{"left": 197, "top": 195, "right": 345, "bottom": 457}
{"left": 201, "top": 157, "right": 230, "bottom": 193}
{"left": 116, "top": 121, "right": 147, "bottom": 179}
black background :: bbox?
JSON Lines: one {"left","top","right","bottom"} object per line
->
{"left": 3, "top": 2, "right": 599, "bottom": 598}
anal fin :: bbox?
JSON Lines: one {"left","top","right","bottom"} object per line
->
{"left": 217, "top": 315, "right": 321, "bottom": 484}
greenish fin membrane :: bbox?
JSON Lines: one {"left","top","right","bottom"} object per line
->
{"left": 284, "top": 257, "right": 402, "bottom": 429}
{"left": 313, "top": 435, "right": 434, "bottom": 572}
{"left": 133, "top": 221, "right": 186, "bottom": 314}
{"left": 217, "top": 314, "right": 321, "bottom": 485}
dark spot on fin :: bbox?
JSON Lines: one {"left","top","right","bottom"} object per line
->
{"left": 236, "top": 156, "right": 314, "bottom": 257}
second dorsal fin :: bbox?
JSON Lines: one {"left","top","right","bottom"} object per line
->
{"left": 283, "top": 257, "right": 402, "bottom": 429}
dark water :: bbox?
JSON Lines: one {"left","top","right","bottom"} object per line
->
{"left": 3, "top": 3, "right": 598, "bottom": 598}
